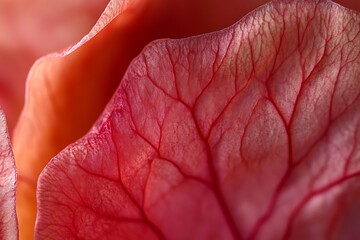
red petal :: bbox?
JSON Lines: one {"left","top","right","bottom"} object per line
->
{"left": 36, "top": 0, "right": 360, "bottom": 239}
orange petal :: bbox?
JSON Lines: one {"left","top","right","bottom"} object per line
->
{"left": 0, "top": 0, "right": 109, "bottom": 131}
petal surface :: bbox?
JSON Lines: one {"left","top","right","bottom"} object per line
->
{"left": 36, "top": 0, "right": 360, "bottom": 239}
{"left": 0, "top": 110, "right": 17, "bottom": 239}
{"left": 12, "top": 0, "right": 270, "bottom": 238}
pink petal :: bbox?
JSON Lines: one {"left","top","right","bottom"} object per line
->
{"left": 12, "top": 0, "right": 269, "bottom": 238}
{"left": 0, "top": 110, "right": 17, "bottom": 239}
{"left": 36, "top": 0, "right": 360, "bottom": 239}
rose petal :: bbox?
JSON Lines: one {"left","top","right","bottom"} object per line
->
{"left": 0, "top": 109, "right": 17, "bottom": 239}
{"left": 12, "top": 0, "right": 270, "bottom": 238}
{"left": 36, "top": 0, "right": 360, "bottom": 239}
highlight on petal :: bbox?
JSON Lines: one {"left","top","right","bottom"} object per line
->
{"left": 12, "top": 0, "right": 270, "bottom": 238}
{"left": 0, "top": 109, "right": 17, "bottom": 239}
{"left": 35, "top": 0, "right": 360, "bottom": 239}
{"left": 0, "top": 0, "right": 109, "bottom": 131}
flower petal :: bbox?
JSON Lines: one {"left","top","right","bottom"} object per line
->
{"left": 12, "top": 0, "right": 270, "bottom": 238}
{"left": 36, "top": 0, "right": 360, "bottom": 239}
{"left": 0, "top": 0, "right": 109, "bottom": 131}
{"left": 0, "top": 109, "right": 17, "bottom": 239}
